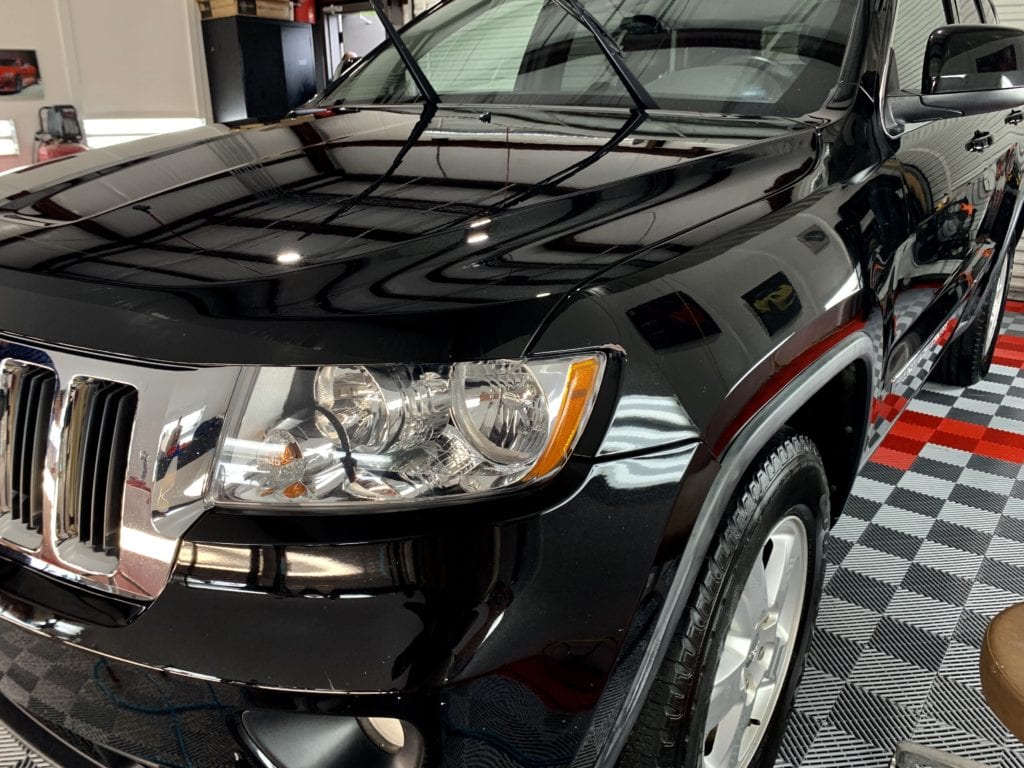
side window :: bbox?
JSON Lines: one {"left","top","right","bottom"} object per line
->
{"left": 890, "top": 0, "right": 952, "bottom": 93}
{"left": 956, "top": 0, "right": 983, "bottom": 23}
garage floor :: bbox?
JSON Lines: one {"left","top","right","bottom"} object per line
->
{"left": 4, "top": 311, "right": 1024, "bottom": 768}
{"left": 779, "top": 303, "right": 1024, "bottom": 768}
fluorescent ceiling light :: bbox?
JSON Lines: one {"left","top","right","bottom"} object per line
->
{"left": 84, "top": 117, "right": 206, "bottom": 148}
{"left": 86, "top": 135, "right": 151, "bottom": 149}
{"left": 84, "top": 117, "right": 206, "bottom": 135}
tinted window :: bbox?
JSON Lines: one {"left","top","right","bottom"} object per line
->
{"left": 324, "top": 0, "right": 859, "bottom": 118}
{"left": 890, "top": 0, "right": 951, "bottom": 92}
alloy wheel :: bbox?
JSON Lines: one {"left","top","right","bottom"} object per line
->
{"left": 702, "top": 515, "right": 809, "bottom": 768}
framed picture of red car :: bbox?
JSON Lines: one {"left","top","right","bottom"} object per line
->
{"left": 0, "top": 50, "right": 42, "bottom": 99}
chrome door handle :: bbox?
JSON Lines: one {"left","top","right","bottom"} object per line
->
{"left": 1007, "top": 110, "right": 1024, "bottom": 126}
{"left": 966, "top": 131, "right": 994, "bottom": 153}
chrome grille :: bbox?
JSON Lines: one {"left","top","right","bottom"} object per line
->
{"left": 13, "top": 368, "right": 54, "bottom": 532}
{"left": 0, "top": 337, "right": 242, "bottom": 600}
{"left": 0, "top": 364, "right": 56, "bottom": 536}
{"left": 58, "top": 378, "right": 137, "bottom": 555}
{"left": 0, "top": 362, "right": 56, "bottom": 536}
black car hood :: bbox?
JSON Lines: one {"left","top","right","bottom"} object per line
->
{"left": 0, "top": 106, "right": 817, "bottom": 365}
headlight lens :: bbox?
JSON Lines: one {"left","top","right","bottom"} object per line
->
{"left": 214, "top": 353, "right": 605, "bottom": 506}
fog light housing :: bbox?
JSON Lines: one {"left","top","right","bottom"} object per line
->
{"left": 359, "top": 717, "right": 406, "bottom": 755}
{"left": 240, "top": 711, "right": 424, "bottom": 768}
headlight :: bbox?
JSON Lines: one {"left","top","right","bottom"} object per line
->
{"left": 214, "top": 353, "right": 605, "bottom": 507}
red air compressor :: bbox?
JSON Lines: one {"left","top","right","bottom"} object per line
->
{"left": 32, "top": 105, "right": 87, "bottom": 163}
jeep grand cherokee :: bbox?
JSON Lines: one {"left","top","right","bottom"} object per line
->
{"left": 0, "top": 0, "right": 1020, "bottom": 767}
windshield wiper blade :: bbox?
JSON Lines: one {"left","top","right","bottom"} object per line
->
{"left": 368, "top": 0, "right": 440, "bottom": 106}
{"left": 290, "top": 103, "right": 345, "bottom": 115}
{"left": 550, "top": 0, "right": 659, "bottom": 113}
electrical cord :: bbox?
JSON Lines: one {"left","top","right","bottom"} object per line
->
{"left": 313, "top": 405, "right": 359, "bottom": 482}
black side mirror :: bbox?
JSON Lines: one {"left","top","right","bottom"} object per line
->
{"left": 889, "top": 24, "right": 1024, "bottom": 125}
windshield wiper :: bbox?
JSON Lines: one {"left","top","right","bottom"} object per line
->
{"left": 291, "top": 104, "right": 346, "bottom": 115}
{"left": 368, "top": 0, "right": 440, "bottom": 106}
{"left": 550, "top": 0, "right": 659, "bottom": 113}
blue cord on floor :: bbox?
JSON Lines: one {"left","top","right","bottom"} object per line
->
{"left": 443, "top": 716, "right": 574, "bottom": 768}
{"left": 92, "top": 659, "right": 227, "bottom": 768}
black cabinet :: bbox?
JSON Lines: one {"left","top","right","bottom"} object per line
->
{"left": 202, "top": 16, "right": 317, "bottom": 124}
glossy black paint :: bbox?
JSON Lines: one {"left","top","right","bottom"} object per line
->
{"left": 0, "top": 445, "right": 704, "bottom": 768}
{"left": 0, "top": 0, "right": 1020, "bottom": 766}
{"left": 0, "top": 107, "right": 813, "bottom": 368}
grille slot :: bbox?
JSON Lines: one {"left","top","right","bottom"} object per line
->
{"left": 0, "top": 363, "right": 56, "bottom": 533}
{"left": 60, "top": 379, "right": 137, "bottom": 555}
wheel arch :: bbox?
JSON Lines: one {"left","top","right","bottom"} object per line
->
{"left": 785, "top": 355, "right": 873, "bottom": 524}
{"left": 594, "top": 330, "right": 876, "bottom": 768}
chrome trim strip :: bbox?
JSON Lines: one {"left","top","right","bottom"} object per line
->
{"left": 0, "top": 361, "right": 23, "bottom": 518}
{"left": 0, "top": 360, "right": 50, "bottom": 552}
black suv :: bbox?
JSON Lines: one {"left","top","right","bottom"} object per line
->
{"left": 0, "top": 0, "right": 1021, "bottom": 767}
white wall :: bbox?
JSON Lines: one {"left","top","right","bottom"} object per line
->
{"left": 994, "top": 0, "right": 1024, "bottom": 24}
{"left": 66, "top": 1, "right": 210, "bottom": 120}
{"left": 0, "top": 0, "right": 212, "bottom": 172}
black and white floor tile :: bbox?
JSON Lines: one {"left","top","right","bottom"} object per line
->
{"left": 778, "top": 305, "right": 1024, "bottom": 768}
{"left": 0, "top": 731, "right": 47, "bottom": 768}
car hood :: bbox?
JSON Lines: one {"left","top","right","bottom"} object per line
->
{"left": 0, "top": 106, "right": 817, "bottom": 365}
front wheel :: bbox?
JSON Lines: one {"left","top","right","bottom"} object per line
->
{"left": 13, "top": 76, "right": 21, "bottom": 94}
{"left": 619, "top": 432, "right": 828, "bottom": 768}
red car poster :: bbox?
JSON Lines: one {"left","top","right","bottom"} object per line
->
{"left": 0, "top": 50, "right": 42, "bottom": 99}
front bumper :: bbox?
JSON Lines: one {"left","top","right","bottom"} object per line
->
{"left": 0, "top": 444, "right": 705, "bottom": 768}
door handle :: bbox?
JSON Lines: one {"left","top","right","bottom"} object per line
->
{"left": 1007, "top": 110, "right": 1024, "bottom": 126}
{"left": 966, "top": 130, "right": 994, "bottom": 153}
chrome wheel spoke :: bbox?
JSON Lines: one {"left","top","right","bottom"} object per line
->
{"left": 765, "top": 529, "right": 799, "bottom": 610}
{"left": 706, "top": 659, "right": 745, "bottom": 731}
{"left": 750, "top": 674, "right": 780, "bottom": 723}
{"left": 734, "top": 558, "right": 769, "bottom": 638}
{"left": 703, "top": 701, "right": 747, "bottom": 768}
{"left": 764, "top": 529, "right": 802, "bottom": 645}
{"left": 716, "top": 634, "right": 749, "bottom": 687}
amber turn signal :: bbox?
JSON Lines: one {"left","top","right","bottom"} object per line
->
{"left": 524, "top": 356, "right": 603, "bottom": 481}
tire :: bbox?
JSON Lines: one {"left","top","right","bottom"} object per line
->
{"left": 930, "top": 254, "right": 1011, "bottom": 386}
{"left": 13, "top": 77, "right": 21, "bottom": 94}
{"left": 619, "top": 432, "right": 829, "bottom": 768}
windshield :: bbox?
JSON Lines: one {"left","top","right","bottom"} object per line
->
{"left": 0, "top": 60, "right": 19, "bottom": 66}
{"left": 322, "top": 0, "right": 858, "bottom": 117}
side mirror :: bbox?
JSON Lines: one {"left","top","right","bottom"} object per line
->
{"left": 889, "top": 24, "right": 1024, "bottom": 125}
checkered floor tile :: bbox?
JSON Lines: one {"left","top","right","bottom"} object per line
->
{"left": 0, "top": 730, "right": 46, "bottom": 768}
{"left": 779, "top": 306, "right": 1024, "bottom": 768}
